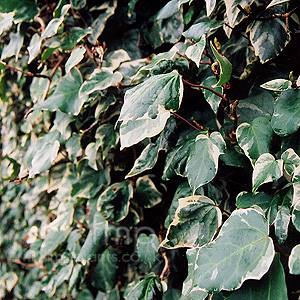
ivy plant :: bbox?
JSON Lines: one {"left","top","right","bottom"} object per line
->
{"left": 0, "top": 0, "right": 300, "bottom": 299}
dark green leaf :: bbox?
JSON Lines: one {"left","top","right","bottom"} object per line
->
{"left": 161, "top": 195, "right": 222, "bottom": 248}
{"left": 136, "top": 234, "right": 159, "bottom": 267}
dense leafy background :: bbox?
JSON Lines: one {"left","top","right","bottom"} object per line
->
{"left": 1, "top": 0, "right": 300, "bottom": 299}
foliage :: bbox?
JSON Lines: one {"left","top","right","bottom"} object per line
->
{"left": 0, "top": 0, "right": 300, "bottom": 299}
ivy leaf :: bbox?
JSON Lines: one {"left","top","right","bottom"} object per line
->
{"left": 205, "top": 0, "right": 216, "bottom": 16}
{"left": 65, "top": 46, "right": 86, "bottom": 73}
{"left": 185, "top": 35, "right": 206, "bottom": 67}
{"left": 136, "top": 234, "right": 159, "bottom": 268}
{"left": 71, "top": 0, "right": 86, "bottom": 9}
{"left": 0, "top": 0, "right": 39, "bottom": 23}
{"left": 191, "top": 208, "right": 275, "bottom": 292}
{"left": 221, "top": 253, "right": 288, "bottom": 300}
{"left": 224, "top": 0, "right": 253, "bottom": 29}
{"left": 35, "top": 67, "right": 88, "bottom": 115}
{"left": 76, "top": 212, "right": 108, "bottom": 265}
{"left": 118, "top": 70, "right": 183, "bottom": 149}
{"left": 271, "top": 89, "right": 300, "bottom": 136}
{"left": 1, "top": 28, "right": 24, "bottom": 61}
{"left": 87, "top": 1, "right": 117, "bottom": 45}
{"left": 156, "top": 0, "right": 189, "bottom": 20}
{"left": 248, "top": 18, "right": 291, "bottom": 63}
{"left": 40, "top": 230, "right": 71, "bottom": 259}
{"left": 289, "top": 244, "right": 300, "bottom": 275}
{"left": 91, "top": 247, "right": 119, "bottom": 292}
{"left": 124, "top": 274, "right": 163, "bottom": 300}
{"left": 181, "top": 249, "right": 208, "bottom": 300}
{"left": 201, "top": 76, "right": 222, "bottom": 113}
{"left": 186, "top": 132, "right": 226, "bottom": 193}
{"left": 210, "top": 41, "right": 232, "bottom": 87}
{"left": 104, "top": 49, "right": 131, "bottom": 71}
{"left": 281, "top": 148, "right": 300, "bottom": 178}
{"left": 252, "top": 153, "right": 283, "bottom": 192}
{"left": 97, "top": 181, "right": 133, "bottom": 222}
{"left": 260, "top": 79, "right": 290, "bottom": 92}
{"left": 133, "top": 176, "right": 162, "bottom": 209}
{"left": 80, "top": 68, "right": 122, "bottom": 96}
{"left": 292, "top": 201, "right": 300, "bottom": 233}
{"left": 183, "top": 18, "right": 223, "bottom": 41}
{"left": 236, "top": 117, "right": 273, "bottom": 165}
{"left": 0, "top": 12, "right": 14, "bottom": 36}
{"left": 161, "top": 195, "right": 222, "bottom": 248}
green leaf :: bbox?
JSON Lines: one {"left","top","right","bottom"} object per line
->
{"left": 183, "top": 18, "right": 223, "bottom": 41}
{"left": 104, "top": 49, "right": 131, "bottom": 71}
{"left": 0, "top": 12, "right": 14, "bottom": 36}
{"left": 161, "top": 195, "right": 222, "bottom": 248}
{"left": 40, "top": 230, "right": 71, "bottom": 258}
{"left": 289, "top": 244, "right": 300, "bottom": 274}
{"left": 271, "top": 89, "right": 300, "bottom": 136}
{"left": 0, "top": 0, "right": 39, "bottom": 23}
{"left": 97, "top": 181, "right": 133, "bottom": 222}
{"left": 201, "top": 76, "right": 223, "bottom": 113}
{"left": 185, "top": 35, "right": 206, "bottom": 67}
{"left": 87, "top": 1, "right": 117, "bottom": 45}
{"left": 210, "top": 41, "right": 232, "bottom": 87}
{"left": 66, "top": 134, "right": 81, "bottom": 162}
{"left": 248, "top": 18, "right": 291, "bottom": 63}
{"left": 91, "top": 247, "right": 119, "bottom": 292}
{"left": 236, "top": 117, "right": 273, "bottom": 165}
{"left": 186, "top": 132, "right": 226, "bottom": 193}
{"left": 282, "top": 148, "right": 300, "bottom": 178}
{"left": 124, "top": 274, "right": 163, "bottom": 300}
{"left": 205, "top": 0, "right": 216, "bottom": 16}
{"left": 71, "top": 163, "right": 110, "bottom": 198}
{"left": 136, "top": 234, "right": 159, "bottom": 267}
{"left": 76, "top": 212, "right": 108, "bottom": 265}
{"left": 35, "top": 67, "right": 88, "bottom": 115}
{"left": 236, "top": 191, "right": 278, "bottom": 224}
{"left": 164, "top": 182, "right": 192, "bottom": 228}
{"left": 252, "top": 153, "right": 283, "bottom": 192}
{"left": 191, "top": 208, "right": 275, "bottom": 292}
{"left": 156, "top": 0, "right": 189, "bottom": 20}
{"left": 260, "top": 78, "right": 290, "bottom": 92}
{"left": 1, "top": 28, "right": 24, "bottom": 61}
{"left": 80, "top": 68, "right": 122, "bottom": 96}
{"left": 126, "top": 143, "right": 160, "bottom": 178}
{"left": 65, "top": 46, "right": 86, "bottom": 73}
{"left": 118, "top": 70, "right": 183, "bottom": 149}
{"left": 133, "top": 175, "right": 162, "bottom": 208}
{"left": 236, "top": 90, "right": 275, "bottom": 125}
{"left": 222, "top": 253, "right": 288, "bottom": 300}
{"left": 292, "top": 201, "right": 300, "bottom": 233}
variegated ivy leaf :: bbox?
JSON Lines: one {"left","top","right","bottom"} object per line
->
{"left": 260, "top": 78, "right": 290, "bottom": 92}
{"left": 236, "top": 117, "right": 273, "bottom": 165}
{"left": 97, "top": 181, "right": 133, "bottom": 222}
{"left": 252, "top": 153, "right": 283, "bottom": 192}
{"left": 266, "top": 0, "right": 290, "bottom": 9}
{"left": 104, "top": 49, "right": 131, "bottom": 71}
{"left": 118, "top": 70, "right": 183, "bottom": 149}
{"left": 34, "top": 68, "right": 88, "bottom": 116}
{"left": 271, "top": 89, "right": 300, "bottom": 136}
{"left": 136, "top": 234, "right": 159, "bottom": 268}
{"left": 281, "top": 148, "right": 300, "bottom": 180}
{"left": 124, "top": 274, "right": 163, "bottom": 300}
{"left": 292, "top": 201, "right": 300, "bottom": 233}
{"left": 185, "top": 35, "right": 206, "bottom": 67}
{"left": 80, "top": 67, "right": 122, "bottom": 96}
{"left": 248, "top": 17, "right": 291, "bottom": 63}
{"left": 205, "top": 0, "right": 216, "bottom": 16}
{"left": 185, "top": 132, "right": 226, "bottom": 193}
{"left": 161, "top": 195, "right": 222, "bottom": 248}
{"left": 65, "top": 46, "right": 86, "bottom": 73}
{"left": 0, "top": 12, "right": 14, "bottom": 36}
{"left": 210, "top": 41, "right": 232, "bottom": 87}
{"left": 190, "top": 208, "right": 275, "bottom": 292}
{"left": 201, "top": 76, "right": 222, "bottom": 113}
{"left": 156, "top": 0, "right": 189, "bottom": 20}
{"left": 292, "top": 165, "right": 300, "bottom": 206}
{"left": 289, "top": 244, "right": 300, "bottom": 274}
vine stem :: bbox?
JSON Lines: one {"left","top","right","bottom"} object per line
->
{"left": 182, "top": 78, "right": 228, "bottom": 103}
{"left": 0, "top": 61, "right": 50, "bottom": 79}
{"left": 171, "top": 111, "right": 204, "bottom": 132}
